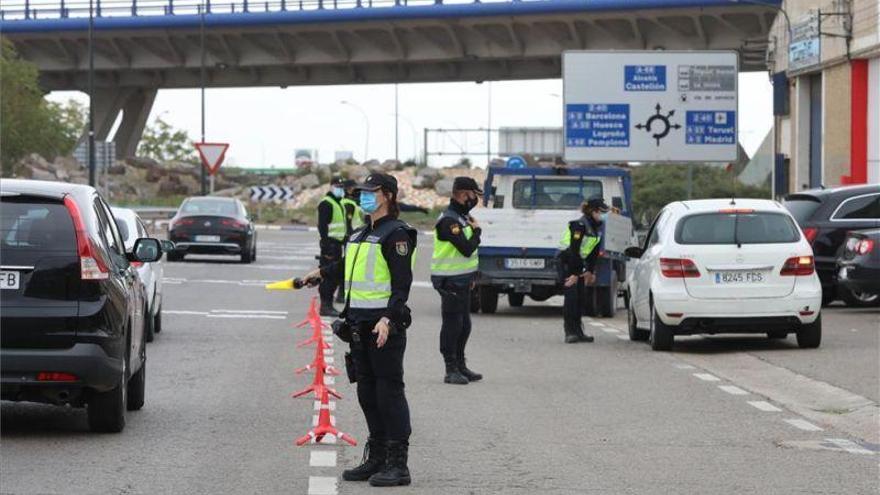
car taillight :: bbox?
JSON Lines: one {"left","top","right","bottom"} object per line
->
{"left": 802, "top": 227, "right": 818, "bottom": 244}
{"left": 130, "top": 261, "right": 144, "bottom": 268}
{"left": 718, "top": 208, "right": 755, "bottom": 214}
{"left": 660, "top": 258, "right": 700, "bottom": 278}
{"left": 63, "top": 196, "right": 109, "bottom": 280}
{"left": 171, "top": 218, "right": 195, "bottom": 229}
{"left": 780, "top": 255, "right": 814, "bottom": 276}
{"left": 37, "top": 372, "right": 78, "bottom": 382}
{"left": 221, "top": 218, "right": 246, "bottom": 229}
{"left": 855, "top": 239, "right": 875, "bottom": 255}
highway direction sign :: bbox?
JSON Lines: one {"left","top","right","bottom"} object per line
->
{"left": 250, "top": 185, "right": 296, "bottom": 202}
{"left": 563, "top": 51, "right": 738, "bottom": 163}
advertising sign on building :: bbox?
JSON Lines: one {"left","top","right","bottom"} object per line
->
{"left": 295, "top": 149, "right": 318, "bottom": 167}
{"left": 563, "top": 50, "right": 739, "bottom": 163}
{"left": 789, "top": 12, "right": 821, "bottom": 72}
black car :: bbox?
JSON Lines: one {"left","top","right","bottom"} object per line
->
{"left": 167, "top": 196, "right": 256, "bottom": 263}
{"left": 783, "top": 184, "right": 880, "bottom": 306}
{"left": 0, "top": 179, "right": 162, "bottom": 432}
{"left": 837, "top": 229, "right": 880, "bottom": 304}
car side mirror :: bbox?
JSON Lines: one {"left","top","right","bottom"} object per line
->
{"left": 160, "top": 240, "right": 175, "bottom": 253}
{"left": 624, "top": 246, "right": 643, "bottom": 259}
{"left": 130, "top": 238, "right": 162, "bottom": 263}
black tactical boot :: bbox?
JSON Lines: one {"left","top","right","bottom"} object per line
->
{"left": 574, "top": 324, "right": 594, "bottom": 343}
{"left": 342, "top": 438, "right": 386, "bottom": 481}
{"left": 319, "top": 301, "right": 340, "bottom": 317}
{"left": 443, "top": 359, "right": 469, "bottom": 385}
{"left": 564, "top": 321, "right": 580, "bottom": 343}
{"left": 458, "top": 357, "right": 482, "bottom": 382}
{"left": 368, "top": 441, "right": 411, "bottom": 487}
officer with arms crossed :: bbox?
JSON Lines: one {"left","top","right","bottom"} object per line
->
{"left": 558, "top": 196, "right": 609, "bottom": 343}
{"left": 431, "top": 177, "right": 484, "bottom": 385}
{"left": 317, "top": 177, "right": 347, "bottom": 316}
{"left": 303, "top": 173, "right": 416, "bottom": 487}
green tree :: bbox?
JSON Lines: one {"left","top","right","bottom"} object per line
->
{"left": 0, "top": 39, "right": 84, "bottom": 176}
{"left": 137, "top": 117, "right": 197, "bottom": 163}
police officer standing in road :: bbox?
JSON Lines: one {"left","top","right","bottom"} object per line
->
{"left": 341, "top": 179, "right": 365, "bottom": 234}
{"left": 431, "top": 177, "right": 483, "bottom": 385}
{"left": 303, "top": 173, "right": 416, "bottom": 487}
{"left": 316, "top": 177, "right": 347, "bottom": 316}
{"left": 558, "top": 197, "right": 609, "bottom": 343}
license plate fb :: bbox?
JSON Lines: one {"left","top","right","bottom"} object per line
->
{"left": 195, "top": 235, "right": 221, "bottom": 243}
{"left": 505, "top": 258, "right": 545, "bottom": 269}
{"left": 714, "top": 271, "right": 764, "bottom": 284}
{"left": 0, "top": 271, "right": 20, "bottom": 290}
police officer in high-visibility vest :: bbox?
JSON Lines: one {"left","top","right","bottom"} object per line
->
{"left": 342, "top": 179, "right": 365, "bottom": 234}
{"left": 558, "top": 197, "right": 608, "bottom": 343}
{"left": 303, "top": 173, "right": 416, "bottom": 487}
{"left": 316, "top": 177, "right": 347, "bottom": 316}
{"left": 431, "top": 177, "right": 483, "bottom": 385}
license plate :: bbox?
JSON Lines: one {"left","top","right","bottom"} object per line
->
{"left": 505, "top": 258, "right": 545, "bottom": 269}
{"left": 195, "top": 235, "right": 221, "bottom": 243}
{"left": 0, "top": 271, "right": 20, "bottom": 290}
{"left": 714, "top": 271, "right": 764, "bottom": 284}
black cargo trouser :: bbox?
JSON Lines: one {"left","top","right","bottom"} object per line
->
{"left": 318, "top": 239, "right": 343, "bottom": 303}
{"left": 563, "top": 276, "right": 586, "bottom": 335}
{"left": 350, "top": 321, "right": 411, "bottom": 443}
{"left": 432, "top": 275, "right": 473, "bottom": 362}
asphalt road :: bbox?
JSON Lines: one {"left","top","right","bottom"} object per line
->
{"left": 2, "top": 229, "right": 878, "bottom": 495}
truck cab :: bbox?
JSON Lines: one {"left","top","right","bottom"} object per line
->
{"left": 474, "top": 166, "right": 634, "bottom": 317}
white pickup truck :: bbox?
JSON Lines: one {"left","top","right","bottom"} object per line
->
{"left": 473, "top": 166, "right": 634, "bottom": 317}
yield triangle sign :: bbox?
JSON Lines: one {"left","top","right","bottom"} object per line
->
{"left": 195, "top": 142, "right": 229, "bottom": 176}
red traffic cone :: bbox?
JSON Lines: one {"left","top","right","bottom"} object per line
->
{"left": 297, "top": 321, "right": 331, "bottom": 349}
{"left": 295, "top": 297, "right": 323, "bottom": 329}
{"left": 296, "top": 340, "right": 341, "bottom": 376}
{"left": 291, "top": 360, "right": 342, "bottom": 400}
{"left": 295, "top": 388, "right": 357, "bottom": 446}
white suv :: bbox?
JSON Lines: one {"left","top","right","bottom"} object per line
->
{"left": 625, "top": 199, "right": 822, "bottom": 351}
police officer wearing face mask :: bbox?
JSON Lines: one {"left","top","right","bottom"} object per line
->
{"left": 302, "top": 173, "right": 416, "bottom": 487}
{"left": 558, "top": 196, "right": 609, "bottom": 343}
{"left": 431, "top": 177, "right": 483, "bottom": 385}
{"left": 341, "top": 179, "right": 365, "bottom": 234}
{"left": 316, "top": 177, "right": 347, "bottom": 316}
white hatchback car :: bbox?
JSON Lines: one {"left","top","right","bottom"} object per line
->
{"left": 625, "top": 199, "right": 822, "bottom": 351}
{"left": 112, "top": 207, "right": 164, "bottom": 342}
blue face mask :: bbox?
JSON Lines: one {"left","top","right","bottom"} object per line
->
{"left": 600, "top": 212, "right": 609, "bottom": 222}
{"left": 331, "top": 187, "right": 344, "bottom": 199}
{"left": 359, "top": 191, "right": 379, "bottom": 213}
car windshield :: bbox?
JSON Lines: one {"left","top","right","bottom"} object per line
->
{"left": 512, "top": 179, "right": 602, "bottom": 210}
{"left": 180, "top": 199, "right": 238, "bottom": 217}
{"left": 676, "top": 212, "right": 801, "bottom": 245}
{"left": 782, "top": 198, "right": 821, "bottom": 224}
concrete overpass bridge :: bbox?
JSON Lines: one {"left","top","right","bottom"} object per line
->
{"left": 0, "top": 0, "right": 780, "bottom": 157}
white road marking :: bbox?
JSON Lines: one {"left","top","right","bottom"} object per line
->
{"left": 588, "top": 322, "right": 605, "bottom": 327}
{"left": 164, "top": 310, "right": 208, "bottom": 316}
{"left": 718, "top": 385, "right": 749, "bottom": 396}
{"left": 260, "top": 255, "right": 318, "bottom": 261}
{"left": 693, "top": 373, "right": 721, "bottom": 382}
{"left": 784, "top": 418, "right": 823, "bottom": 431}
{"left": 412, "top": 281, "right": 433, "bottom": 289}
{"left": 615, "top": 335, "right": 629, "bottom": 341}
{"left": 166, "top": 309, "right": 287, "bottom": 319}
{"left": 212, "top": 309, "right": 288, "bottom": 315}
{"left": 324, "top": 376, "right": 336, "bottom": 385}
{"left": 851, "top": 328, "right": 860, "bottom": 332}
{"left": 325, "top": 357, "right": 335, "bottom": 364}
{"left": 601, "top": 327, "right": 620, "bottom": 334}
{"left": 314, "top": 401, "right": 336, "bottom": 411}
{"left": 748, "top": 400, "right": 782, "bottom": 412}
{"left": 312, "top": 415, "right": 337, "bottom": 427}
{"left": 309, "top": 450, "right": 337, "bottom": 467}
{"left": 674, "top": 364, "right": 696, "bottom": 370}
{"left": 206, "top": 314, "right": 286, "bottom": 319}
{"left": 307, "top": 476, "right": 337, "bottom": 495}
{"left": 827, "top": 438, "right": 874, "bottom": 455}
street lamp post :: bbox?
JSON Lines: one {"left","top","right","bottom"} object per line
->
{"left": 341, "top": 100, "right": 370, "bottom": 162}
{"left": 199, "top": 2, "right": 207, "bottom": 195}
{"left": 87, "top": 0, "right": 96, "bottom": 187}
{"left": 394, "top": 84, "right": 399, "bottom": 163}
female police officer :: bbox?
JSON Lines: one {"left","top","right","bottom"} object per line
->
{"left": 302, "top": 173, "right": 416, "bottom": 487}
{"left": 558, "top": 196, "right": 609, "bottom": 343}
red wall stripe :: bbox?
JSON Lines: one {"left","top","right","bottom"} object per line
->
{"left": 845, "top": 59, "right": 869, "bottom": 185}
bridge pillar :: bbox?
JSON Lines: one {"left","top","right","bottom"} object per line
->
{"left": 114, "top": 88, "right": 157, "bottom": 159}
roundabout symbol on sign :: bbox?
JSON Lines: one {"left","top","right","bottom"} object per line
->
{"left": 635, "top": 103, "right": 681, "bottom": 146}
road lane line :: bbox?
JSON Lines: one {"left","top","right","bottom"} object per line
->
{"left": 718, "top": 385, "right": 749, "bottom": 396}
{"left": 748, "top": 400, "right": 782, "bottom": 412}
{"left": 674, "top": 364, "right": 696, "bottom": 370}
{"left": 307, "top": 476, "right": 337, "bottom": 495}
{"left": 212, "top": 310, "right": 289, "bottom": 314}
{"left": 310, "top": 450, "right": 337, "bottom": 467}
{"left": 325, "top": 357, "right": 335, "bottom": 364}
{"left": 827, "top": 438, "right": 874, "bottom": 455}
{"left": 693, "top": 373, "right": 721, "bottom": 382}
{"left": 164, "top": 310, "right": 208, "bottom": 315}
{"left": 784, "top": 419, "right": 823, "bottom": 431}
{"left": 324, "top": 376, "right": 336, "bottom": 385}
{"left": 601, "top": 327, "right": 620, "bottom": 334}
{"left": 616, "top": 335, "right": 629, "bottom": 341}
{"left": 205, "top": 314, "right": 287, "bottom": 319}
{"left": 588, "top": 322, "right": 605, "bottom": 327}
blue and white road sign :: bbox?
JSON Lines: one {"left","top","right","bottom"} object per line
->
{"left": 563, "top": 51, "right": 739, "bottom": 163}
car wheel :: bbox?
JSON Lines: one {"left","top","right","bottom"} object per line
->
{"left": 649, "top": 306, "right": 674, "bottom": 351}
{"left": 145, "top": 303, "right": 155, "bottom": 343}
{"left": 628, "top": 298, "right": 649, "bottom": 341}
{"left": 508, "top": 293, "right": 524, "bottom": 307}
{"left": 167, "top": 252, "right": 183, "bottom": 262}
{"left": 88, "top": 347, "right": 127, "bottom": 433}
{"left": 796, "top": 314, "right": 822, "bottom": 349}
{"left": 127, "top": 358, "right": 146, "bottom": 411}
{"left": 480, "top": 286, "right": 498, "bottom": 314}
{"left": 153, "top": 305, "right": 162, "bottom": 334}
{"left": 596, "top": 271, "right": 618, "bottom": 318}
{"left": 767, "top": 330, "right": 788, "bottom": 339}
{"left": 821, "top": 287, "right": 835, "bottom": 306}
{"left": 469, "top": 287, "right": 481, "bottom": 314}
{"left": 240, "top": 248, "right": 252, "bottom": 264}
{"left": 839, "top": 287, "right": 880, "bottom": 307}
{"left": 251, "top": 243, "right": 257, "bottom": 262}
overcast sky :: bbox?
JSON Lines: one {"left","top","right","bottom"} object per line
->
{"left": 48, "top": 72, "right": 772, "bottom": 169}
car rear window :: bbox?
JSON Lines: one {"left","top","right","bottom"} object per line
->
{"left": 676, "top": 212, "right": 801, "bottom": 245}
{"left": 180, "top": 199, "right": 239, "bottom": 217}
{"left": 782, "top": 197, "right": 822, "bottom": 224}
{"left": 512, "top": 179, "right": 602, "bottom": 210}
{"left": 1, "top": 198, "right": 76, "bottom": 252}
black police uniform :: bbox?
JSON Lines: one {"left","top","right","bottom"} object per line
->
{"left": 559, "top": 215, "right": 602, "bottom": 343}
{"left": 317, "top": 187, "right": 345, "bottom": 315}
{"left": 432, "top": 200, "right": 483, "bottom": 384}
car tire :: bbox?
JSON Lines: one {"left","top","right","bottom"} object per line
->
{"left": 628, "top": 299, "right": 649, "bottom": 341}
{"left": 240, "top": 248, "right": 252, "bottom": 264}
{"left": 127, "top": 358, "right": 146, "bottom": 411}
{"left": 649, "top": 306, "right": 674, "bottom": 351}
{"left": 480, "top": 286, "right": 498, "bottom": 314}
{"left": 597, "top": 271, "right": 618, "bottom": 318}
{"left": 821, "top": 288, "right": 835, "bottom": 306}
{"left": 167, "top": 252, "right": 183, "bottom": 262}
{"left": 838, "top": 286, "right": 880, "bottom": 307}
{"left": 88, "top": 349, "right": 127, "bottom": 433}
{"left": 145, "top": 303, "right": 155, "bottom": 343}
{"left": 508, "top": 293, "right": 524, "bottom": 307}
{"left": 767, "top": 330, "right": 788, "bottom": 339}
{"left": 153, "top": 305, "right": 162, "bottom": 334}
{"left": 796, "top": 314, "right": 822, "bottom": 349}
{"left": 469, "top": 287, "right": 481, "bottom": 314}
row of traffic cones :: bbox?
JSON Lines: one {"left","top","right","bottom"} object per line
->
{"left": 292, "top": 297, "right": 357, "bottom": 447}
